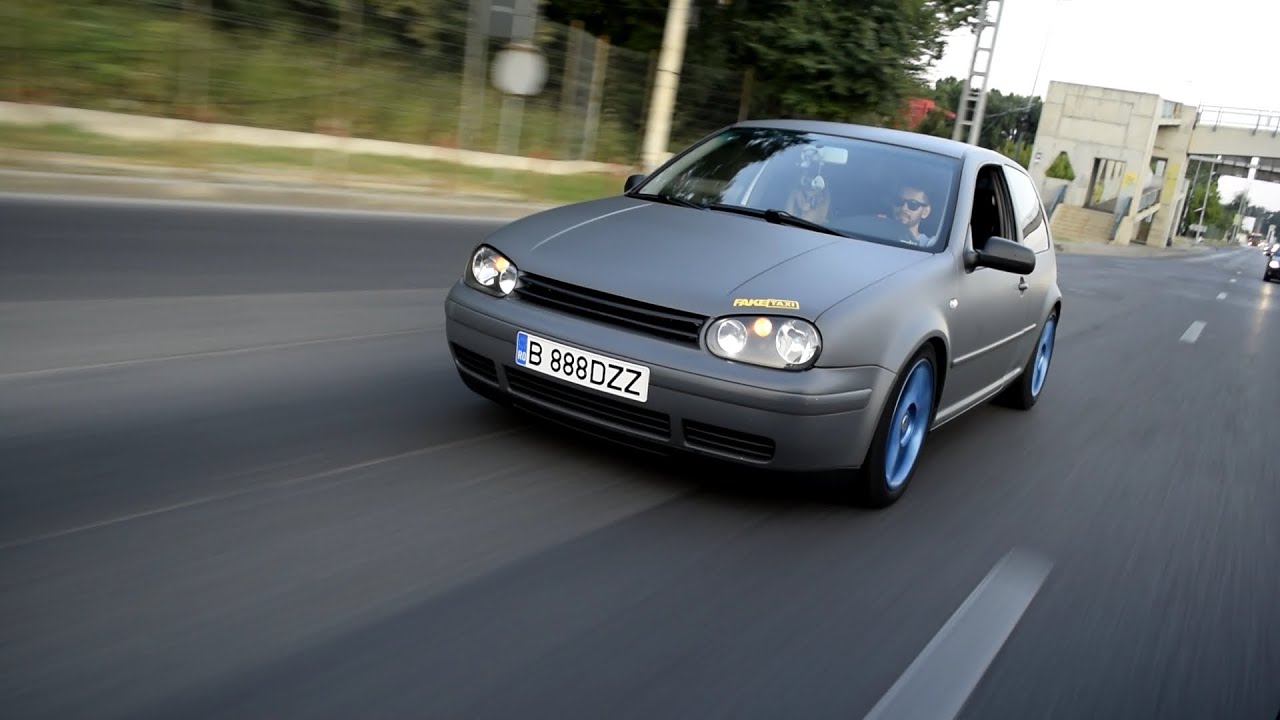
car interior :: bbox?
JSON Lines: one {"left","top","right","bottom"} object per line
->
{"left": 970, "top": 165, "right": 1013, "bottom": 252}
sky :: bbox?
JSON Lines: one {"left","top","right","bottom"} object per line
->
{"left": 926, "top": 0, "right": 1280, "bottom": 211}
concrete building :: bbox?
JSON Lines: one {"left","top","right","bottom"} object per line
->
{"left": 1027, "top": 81, "right": 1280, "bottom": 246}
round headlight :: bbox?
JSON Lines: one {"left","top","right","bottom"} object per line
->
{"left": 775, "top": 319, "right": 820, "bottom": 365}
{"left": 715, "top": 319, "right": 748, "bottom": 356}
{"left": 1270, "top": 259, "right": 1279, "bottom": 269}
{"left": 706, "top": 315, "right": 821, "bottom": 369}
{"left": 497, "top": 264, "right": 518, "bottom": 294}
{"left": 469, "top": 246, "right": 518, "bottom": 296}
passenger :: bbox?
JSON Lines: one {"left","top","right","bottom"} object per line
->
{"left": 783, "top": 147, "right": 832, "bottom": 223}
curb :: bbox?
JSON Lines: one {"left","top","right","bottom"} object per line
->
{"left": 1053, "top": 240, "right": 1217, "bottom": 259}
{"left": 0, "top": 168, "right": 562, "bottom": 220}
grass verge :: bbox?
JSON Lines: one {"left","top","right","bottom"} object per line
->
{"left": 0, "top": 123, "right": 625, "bottom": 205}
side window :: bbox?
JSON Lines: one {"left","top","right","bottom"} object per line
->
{"left": 1002, "top": 165, "right": 1050, "bottom": 253}
{"left": 970, "top": 164, "right": 1015, "bottom": 251}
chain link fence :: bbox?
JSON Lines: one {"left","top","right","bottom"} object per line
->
{"left": 1, "top": 0, "right": 751, "bottom": 167}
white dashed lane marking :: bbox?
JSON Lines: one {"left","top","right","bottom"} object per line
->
{"left": 862, "top": 549, "right": 1053, "bottom": 720}
{"left": 1180, "top": 321, "right": 1207, "bottom": 344}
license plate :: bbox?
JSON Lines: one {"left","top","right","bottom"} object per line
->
{"left": 514, "top": 331, "right": 650, "bottom": 402}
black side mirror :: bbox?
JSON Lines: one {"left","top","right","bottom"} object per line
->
{"left": 971, "top": 236, "right": 1036, "bottom": 275}
{"left": 624, "top": 173, "right": 646, "bottom": 193}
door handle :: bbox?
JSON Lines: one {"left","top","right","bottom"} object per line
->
{"left": 1018, "top": 278, "right": 1029, "bottom": 292}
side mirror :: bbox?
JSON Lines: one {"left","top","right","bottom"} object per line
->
{"left": 624, "top": 173, "right": 646, "bottom": 193}
{"left": 971, "top": 236, "right": 1036, "bottom": 275}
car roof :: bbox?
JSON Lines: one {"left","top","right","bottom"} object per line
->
{"left": 732, "top": 118, "right": 1008, "bottom": 163}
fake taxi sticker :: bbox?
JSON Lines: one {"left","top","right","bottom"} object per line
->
{"left": 732, "top": 298, "right": 800, "bottom": 310}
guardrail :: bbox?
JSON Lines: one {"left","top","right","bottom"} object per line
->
{"left": 1110, "top": 196, "right": 1132, "bottom": 241}
{"left": 1043, "top": 184, "right": 1067, "bottom": 220}
{"left": 1194, "top": 106, "right": 1280, "bottom": 135}
{"left": 1138, "top": 184, "right": 1162, "bottom": 212}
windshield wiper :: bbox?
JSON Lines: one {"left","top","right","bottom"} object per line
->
{"left": 704, "top": 204, "right": 847, "bottom": 238}
{"left": 761, "top": 209, "right": 848, "bottom": 237}
{"left": 632, "top": 192, "right": 706, "bottom": 210}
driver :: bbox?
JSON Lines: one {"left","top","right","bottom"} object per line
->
{"left": 878, "top": 184, "right": 934, "bottom": 246}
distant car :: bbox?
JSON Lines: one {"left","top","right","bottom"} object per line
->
{"left": 444, "top": 120, "right": 1062, "bottom": 506}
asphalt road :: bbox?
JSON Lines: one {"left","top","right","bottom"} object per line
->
{"left": 2, "top": 194, "right": 1278, "bottom": 720}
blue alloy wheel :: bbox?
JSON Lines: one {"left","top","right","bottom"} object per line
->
{"left": 884, "top": 357, "right": 935, "bottom": 490}
{"left": 1030, "top": 317, "right": 1057, "bottom": 398}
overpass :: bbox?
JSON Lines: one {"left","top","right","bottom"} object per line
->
{"left": 1188, "top": 107, "right": 1280, "bottom": 184}
{"left": 1027, "top": 82, "right": 1280, "bottom": 247}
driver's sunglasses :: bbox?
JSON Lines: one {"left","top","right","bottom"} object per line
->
{"left": 896, "top": 198, "right": 928, "bottom": 211}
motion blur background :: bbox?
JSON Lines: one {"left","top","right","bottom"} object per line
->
{"left": 2, "top": 2, "right": 1279, "bottom": 719}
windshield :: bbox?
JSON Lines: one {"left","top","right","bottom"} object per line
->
{"left": 633, "top": 127, "right": 961, "bottom": 251}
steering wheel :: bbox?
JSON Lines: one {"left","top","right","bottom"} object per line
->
{"left": 834, "top": 214, "right": 922, "bottom": 247}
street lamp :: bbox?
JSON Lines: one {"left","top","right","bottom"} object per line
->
{"left": 1028, "top": 0, "right": 1071, "bottom": 99}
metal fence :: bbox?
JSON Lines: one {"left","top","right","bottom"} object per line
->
{"left": 1194, "top": 106, "right": 1280, "bottom": 136}
{"left": 1, "top": 0, "right": 751, "bottom": 166}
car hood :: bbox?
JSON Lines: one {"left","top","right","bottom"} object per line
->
{"left": 486, "top": 196, "right": 930, "bottom": 318}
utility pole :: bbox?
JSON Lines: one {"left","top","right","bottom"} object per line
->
{"left": 952, "top": 0, "right": 1005, "bottom": 145}
{"left": 458, "top": 0, "right": 492, "bottom": 150}
{"left": 640, "top": 0, "right": 692, "bottom": 172}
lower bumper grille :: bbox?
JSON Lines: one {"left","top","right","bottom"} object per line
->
{"left": 683, "top": 420, "right": 776, "bottom": 462}
{"left": 506, "top": 367, "right": 671, "bottom": 439}
{"left": 452, "top": 343, "right": 498, "bottom": 384}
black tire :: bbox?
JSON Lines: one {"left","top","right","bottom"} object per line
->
{"left": 851, "top": 344, "right": 939, "bottom": 508}
{"left": 997, "top": 309, "right": 1058, "bottom": 410}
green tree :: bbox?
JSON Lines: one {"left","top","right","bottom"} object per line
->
{"left": 1045, "top": 152, "right": 1075, "bottom": 181}
{"left": 1183, "top": 178, "right": 1223, "bottom": 233}
{"left": 365, "top": 0, "right": 469, "bottom": 56}
{"left": 541, "top": 0, "right": 671, "bottom": 50}
{"left": 916, "top": 76, "right": 1040, "bottom": 157}
{"left": 735, "top": 0, "right": 982, "bottom": 121}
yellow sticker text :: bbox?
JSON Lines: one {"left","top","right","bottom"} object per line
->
{"left": 732, "top": 298, "right": 800, "bottom": 310}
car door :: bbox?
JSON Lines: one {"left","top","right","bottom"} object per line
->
{"left": 1002, "top": 163, "right": 1056, "bottom": 351}
{"left": 941, "top": 163, "right": 1034, "bottom": 410}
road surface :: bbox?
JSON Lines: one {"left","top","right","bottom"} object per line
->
{"left": 2, "top": 194, "right": 1277, "bottom": 719}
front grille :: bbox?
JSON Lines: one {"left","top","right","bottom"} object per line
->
{"left": 451, "top": 343, "right": 498, "bottom": 384}
{"left": 517, "top": 273, "right": 707, "bottom": 345}
{"left": 683, "top": 420, "right": 776, "bottom": 462}
{"left": 506, "top": 367, "right": 671, "bottom": 439}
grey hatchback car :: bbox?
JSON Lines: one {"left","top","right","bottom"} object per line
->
{"left": 445, "top": 120, "right": 1062, "bottom": 506}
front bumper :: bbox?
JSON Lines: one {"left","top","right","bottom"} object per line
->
{"left": 444, "top": 282, "right": 897, "bottom": 471}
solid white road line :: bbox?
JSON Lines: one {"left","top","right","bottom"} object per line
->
{"left": 0, "top": 429, "right": 519, "bottom": 551}
{"left": 0, "top": 328, "right": 433, "bottom": 381}
{"left": 1180, "top": 321, "right": 1207, "bottom": 344}
{"left": 862, "top": 548, "right": 1053, "bottom": 720}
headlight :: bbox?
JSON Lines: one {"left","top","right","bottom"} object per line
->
{"left": 706, "top": 316, "right": 821, "bottom": 369}
{"left": 1270, "top": 259, "right": 1279, "bottom": 269}
{"left": 467, "top": 245, "right": 518, "bottom": 296}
